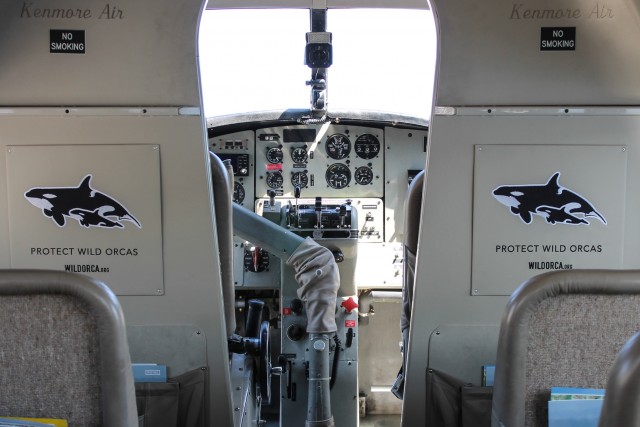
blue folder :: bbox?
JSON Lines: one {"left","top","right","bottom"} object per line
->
{"left": 548, "top": 399, "right": 604, "bottom": 427}
{"left": 482, "top": 365, "right": 495, "bottom": 387}
{"left": 131, "top": 363, "right": 167, "bottom": 382}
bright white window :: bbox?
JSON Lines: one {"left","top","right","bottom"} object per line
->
{"left": 198, "top": 8, "right": 436, "bottom": 119}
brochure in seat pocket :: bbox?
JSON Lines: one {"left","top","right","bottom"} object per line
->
{"left": 548, "top": 387, "right": 605, "bottom": 427}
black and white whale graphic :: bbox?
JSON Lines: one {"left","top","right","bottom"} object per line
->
{"left": 25, "top": 175, "right": 141, "bottom": 229}
{"left": 492, "top": 172, "right": 606, "bottom": 225}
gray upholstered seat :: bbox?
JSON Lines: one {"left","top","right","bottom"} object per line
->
{"left": 598, "top": 332, "right": 640, "bottom": 427}
{"left": 0, "top": 269, "right": 137, "bottom": 427}
{"left": 491, "top": 270, "right": 640, "bottom": 427}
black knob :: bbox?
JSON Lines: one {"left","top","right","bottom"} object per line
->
{"left": 286, "top": 324, "right": 306, "bottom": 341}
{"left": 277, "top": 355, "right": 289, "bottom": 374}
{"left": 291, "top": 298, "right": 304, "bottom": 315}
{"left": 346, "top": 327, "right": 354, "bottom": 348}
{"left": 246, "top": 300, "right": 265, "bottom": 338}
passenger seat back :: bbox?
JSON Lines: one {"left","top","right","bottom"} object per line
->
{"left": 0, "top": 270, "right": 137, "bottom": 427}
{"left": 598, "top": 332, "right": 640, "bottom": 427}
{"left": 492, "top": 270, "right": 640, "bottom": 427}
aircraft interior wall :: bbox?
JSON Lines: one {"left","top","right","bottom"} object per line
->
{"left": 0, "top": 0, "right": 234, "bottom": 425}
{"left": 404, "top": 0, "right": 640, "bottom": 424}
{"left": 4, "top": 0, "right": 640, "bottom": 425}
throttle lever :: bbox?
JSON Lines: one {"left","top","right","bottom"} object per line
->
{"left": 315, "top": 197, "right": 322, "bottom": 228}
{"left": 339, "top": 204, "right": 347, "bottom": 228}
{"left": 268, "top": 189, "right": 276, "bottom": 210}
{"left": 294, "top": 185, "right": 301, "bottom": 226}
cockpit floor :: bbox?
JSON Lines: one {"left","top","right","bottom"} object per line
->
{"left": 359, "top": 414, "right": 401, "bottom": 426}
{"left": 263, "top": 414, "right": 400, "bottom": 427}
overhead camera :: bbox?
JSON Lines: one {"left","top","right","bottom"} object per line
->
{"left": 305, "top": 32, "right": 333, "bottom": 68}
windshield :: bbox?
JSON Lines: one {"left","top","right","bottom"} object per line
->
{"left": 198, "top": 8, "right": 436, "bottom": 119}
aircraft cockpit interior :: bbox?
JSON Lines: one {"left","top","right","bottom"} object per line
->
{"left": 204, "top": 6, "right": 432, "bottom": 424}
{"left": 4, "top": 0, "right": 640, "bottom": 426}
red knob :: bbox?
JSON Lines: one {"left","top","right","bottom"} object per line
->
{"left": 341, "top": 297, "right": 358, "bottom": 313}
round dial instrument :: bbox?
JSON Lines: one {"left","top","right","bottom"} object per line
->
{"left": 325, "top": 163, "right": 351, "bottom": 189}
{"left": 325, "top": 134, "right": 351, "bottom": 160}
{"left": 354, "top": 166, "right": 374, "bottom": 185}
{"left": 354, "top": 134, "right": 380, "bottom": 159}
{"left": 291, "top": 171, "right": 309, "bottom": 188}
{"left": 266, "top": 171, "right": 284, "bottom": 189}
{"left": 291, "top": 147, "right": 308, "bottom": 164}
{"left": 233, "top": 181, "right": 246, "bottom": 203}
{"left": 266, "top": 146, "right": 283, "bottom": 164}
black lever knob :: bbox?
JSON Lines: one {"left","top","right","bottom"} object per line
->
{"left": 268, "top": 190, "right": 276, "bottom": 207}
{"left": 315, "top": 197, "right": 322, "bottom": 228}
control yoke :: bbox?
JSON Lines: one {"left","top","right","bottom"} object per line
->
{"left": 231, "top": 203, "right": 338, "bottom": 426}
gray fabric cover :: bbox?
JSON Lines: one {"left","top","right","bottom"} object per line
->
{"left": 210, "top": 152, "right": 236, "bottom": 337}
{"left": 0, "top": 269, "right": 138, "bottom": 427}
{"left": 137, "top": 382, "right": 179, "bottom": 427}
{"left": 491, "top": 270, "right": 640, "bottom": 427}
{"left": 425, "top": 369, "right": 492, "bottom": 427}
{"left": 598, "top": 332, "right": 640, "bottom": 427}
{"left": 425, "top": 370, "right": 463, "bottom": 427}
{"left": 286, "top": 238, "right": 340, "bottom": 333}
{"left": 136, "top": 366, "right": 208, "bottom": 427}
{"left": 394, "top": 170, "right": 424, "bottom": 399}
{"left": 0, "top": 294, "right": 102, "bottom": 425}
{"left": 461, "top": 386, "right": 492, "bottom": 427}
{"left": 401, "top": 170, "right": 424, "bottom": 334}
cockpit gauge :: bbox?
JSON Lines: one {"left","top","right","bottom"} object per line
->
{"left": 325, "top": 134, "right": 351, "bottom": 160}
{"left": 291, "top": 147, "right": 308, "bottom": 164}
{"left": 354, "top": 134, "right": 381, "bottom": 160}
{"left": 354, "top": 166, "right": 374, "bottom": 185}
{"left": 233, "top": 181, "right": 246, "bottom": 203}
{"left": 266, "top": 146, "right": 284, "bottom": 164}
{"left": 266, "top": 171, "right": 284, "bottom": 189}
{"left": 325, "top": 163, "right": 351, "bottom": 189}
{"left": 291, "top": 171, "right": 309, "bottom": 188}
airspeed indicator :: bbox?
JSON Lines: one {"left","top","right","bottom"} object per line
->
{"left": 266, "top": 147, "right": 284, "bottom": 164}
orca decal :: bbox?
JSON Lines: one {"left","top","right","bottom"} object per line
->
{"left": 25, "top": 175, "right": 141, "bottom": 229}
{"left": 492, "top": 172, "right": 606, "bottom": 225}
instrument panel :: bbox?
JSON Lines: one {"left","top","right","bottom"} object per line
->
{"left": 255, "top": 125, "right": 384, "bottom": 199}
{"left": 209, "top": 123, "right": 428, "bottom": 288}
{"left": 208, "top": 130, "right": 255, "bottom": 209}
